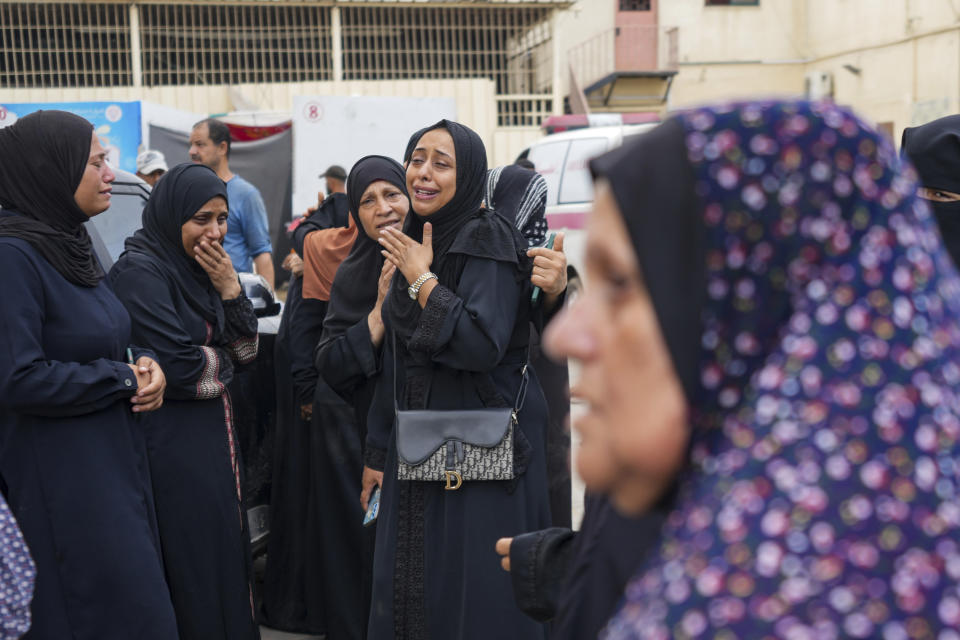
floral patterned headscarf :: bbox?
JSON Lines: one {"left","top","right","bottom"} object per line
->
{"left": 599, "top": 100, "right": 960, "bottom": 638}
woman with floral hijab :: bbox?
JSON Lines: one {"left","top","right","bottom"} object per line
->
{"left": 546, "top": 100, "right": 960, "bottom": 638}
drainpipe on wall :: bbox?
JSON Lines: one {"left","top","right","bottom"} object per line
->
{"left": 551, "top": 10, "right": 563, "bottom": 115}
{"left": 130, "top": 3, "right": 142, "bottom": 89}
{"left": 331, "top": 6, "right": 343, "bottom": 83}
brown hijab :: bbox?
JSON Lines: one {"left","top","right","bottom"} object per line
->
{"left": 301, "top": 215, "right": 359, "bottom": 301}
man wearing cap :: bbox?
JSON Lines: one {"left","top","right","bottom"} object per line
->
{"left": 189, "top": 117, "right": 274, "bottom": 289}
{"left": 136, "top": 150, "right": 168, "bottom": 187}
{"left": 311, "top": 165, "right": 349, "bottom": 229}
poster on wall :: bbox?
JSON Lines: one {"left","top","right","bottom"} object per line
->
{"left": 292, "top": 96, "right": 456, "bottom": 219}
{"left": 0, "top": 101, "right": 142, "bottom": 174}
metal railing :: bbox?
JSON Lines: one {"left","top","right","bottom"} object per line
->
{"left": 139, "top": 3, "right": 333, "bottom": 87}
{"left": 1, "top": 1, "right": 557, "bottom": 127}
{"left": 0, "top": 2, "right": 132, "bottom": 88}
{"left": 566, "top": 24, "right": 676, "bottom": 89}
{"left": 340, "top": 5, "right": 553, "bottom": 95}
{"left": 496, "top": 94, "right": 553, "bottom": 127}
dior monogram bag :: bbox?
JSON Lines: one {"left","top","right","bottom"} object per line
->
{"left": 392, "top": 333, "right": 530, "bottom": 490}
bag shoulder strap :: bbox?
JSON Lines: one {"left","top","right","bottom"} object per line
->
{"left": 391, "top": 330, "right": 531, "bottom": 417}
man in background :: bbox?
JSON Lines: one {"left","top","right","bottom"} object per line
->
{"left": 312, "top": 164, "right": 349, "bottom": 229}
{"left": 189, "top": 117, "right": 274, "bottom": 289}
{"left": 136, "top": 149, "right": 167, "bottom": 187}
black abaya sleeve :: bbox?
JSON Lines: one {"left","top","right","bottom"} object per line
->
{"left": 409, "top": 257, "right": 522, "bottom": 371}
{"left": 364, "top": 331, "right": 395, "bottom": 471}
{"left": 0, "top": 244, "right": 138, "bottom": 417}
{"left": 508, "top": 527, "right": 577, "bottom": 622}
{"left": 111, "top": 261, "right": 235, "bottom": 401}
{"left": 288, "top": 298, "right": 327, "bottom": 405}
{"left": 221, "top": 294, "right": 258, "bottom": 364}
{"left": 316, "top": 316, "right": 381, "bottom": 399}
{"left": 365, "top": 257, "right": 523, "bottom": 469}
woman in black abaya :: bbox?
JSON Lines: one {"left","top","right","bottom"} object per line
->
{"left": 109, "top": 163, "right": 260, "bottom": 640}
{"left": 261, "top": 195, "right": 357, "bottom": 635}
{"left": 363, "top": 121, "right": 551, "bottom": 640}
{"left": 309, "top": 155, "right": 410, "bottom": 639}
{"left": 0, "top": 110, "right": 177, "bottom": 639}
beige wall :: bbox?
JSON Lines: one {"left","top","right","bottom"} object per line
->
{"left": 661, "top": 0, "right": 808, "bottom": 64}
{"left": 2, "top": 77, "right": 539, "bottom": 165}
{"left": 804, "top": 0, "right": 959, "bottom": 57}
{"left": 554, "top": 0, "right": 618, "bottom": 95}
{"left": 658, "top": 0, "right": 960, "bottom": 144}
{"left": 669, "top": 62, "right": 806, "bottom": 108}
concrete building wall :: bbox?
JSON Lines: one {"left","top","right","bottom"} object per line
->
{"left": 554, "top": 0, "right": 619, "bottom": 94}
{"left": 657, "top": 0, "right": 960, "bottom": 144}
{"left": 669, "top": 62, "right": 807, "bottom": 108}
{"left": 661, "top": 0, "right": 808, "bottom": 65}
{"left": 804, "top": 0, "right": 958, "bottom": 56}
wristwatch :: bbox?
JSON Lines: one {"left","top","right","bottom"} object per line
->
{"left": 408, "top": 272, "right": 438, "bottom": 300}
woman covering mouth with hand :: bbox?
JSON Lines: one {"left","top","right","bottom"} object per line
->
{"left": 109, "top": 163, "right": 261, "bottom": 640}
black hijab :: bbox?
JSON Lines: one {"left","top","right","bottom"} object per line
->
{"left": 484, "top": 165, "right": 549, "bottom": 247}
{"left": 589, "top": 117, "right": 705, "bottom": 404}
{"left": 120, "top": 163, "right": 229, "bottom": 338}
{"left": 0, "top": 110, "right": 104, "bottom": 287}
{"left": 385, "top": 120, "right": 530, "bottom": 342}
{"left": 318, "top": 155, "right": 408, "bottom": 349}
{"left": 901, "top": 114, "right": 960, "bottom": 266}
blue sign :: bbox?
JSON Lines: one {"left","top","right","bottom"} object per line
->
{"left": 0, "top": 101, "right": 142, "bottom": 174}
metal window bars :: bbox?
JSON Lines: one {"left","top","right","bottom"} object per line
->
{"left": 0, "top": 2, "right": 132, "bottom": 88}
{"left": 0, "top": 1, "right": 556, "bottom": 127}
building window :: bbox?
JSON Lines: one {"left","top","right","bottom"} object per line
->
{"left": 341, "top": 6, "right": 553, "bottom": 95}
{"left": 620, "top": 0, "right": 651, "bottom": 10}
{"left": 139, "top": 3, "right": 333, "bottom": 87}
{"left": 705, "top": 0, "right": 760, "bottom": 5}
{"left": 0, "top": 2, "right": 132, "bottom": 88}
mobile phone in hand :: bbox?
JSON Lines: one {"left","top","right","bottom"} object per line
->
{"left": 363, "top": 487, "right": 381, "bottom": 527}
{"left": 531, "top": 232, "right": 557, "bottom": 305}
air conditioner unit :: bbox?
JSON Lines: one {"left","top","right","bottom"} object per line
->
{"left": 805, "top": 71, "right": 834, "bottom": 100}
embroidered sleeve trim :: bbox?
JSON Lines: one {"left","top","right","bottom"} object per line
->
{"left": 408, "top": 284, "right": 455, "bottom": 354}
{"left": 196, "top": 345, "right": 226, "bottom": 400}
{"left": 226, "top": 335, "right": 259, "bottom": 364}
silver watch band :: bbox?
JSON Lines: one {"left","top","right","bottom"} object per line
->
{"left": 408, "top": 271, "right": 438, "bottom": 300}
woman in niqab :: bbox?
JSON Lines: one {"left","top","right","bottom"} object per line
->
{"left": 0, "top": 110, "right": 178, "bottom": 639}
{"left": 548, "top": 99, "right": 960, "bottom": 638}
{"left": 109, "top": 162, "right": 260, "bottom": 640}
{"left": 901, "top": 114, "right": 960, "bottom": 267}
{"left": 363, "top": 120, "right": 551, "bottom": 639}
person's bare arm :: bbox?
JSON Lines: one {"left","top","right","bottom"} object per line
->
{"left": 253, "top": 252, "right": 275, "bottom": 290}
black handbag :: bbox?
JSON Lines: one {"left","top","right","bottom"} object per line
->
{"left": 392, "top": 332, "right": 530, "bottom": 490}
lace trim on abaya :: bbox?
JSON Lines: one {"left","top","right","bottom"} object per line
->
{"left": 408, "top": 285, "right": 455, "bottom": 355}
{"left": 394, "top": 481, "right": 427, "bottom": 640}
